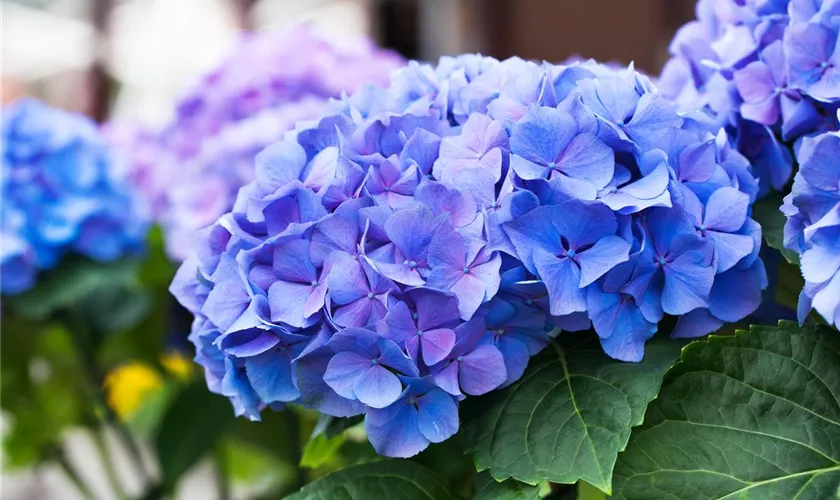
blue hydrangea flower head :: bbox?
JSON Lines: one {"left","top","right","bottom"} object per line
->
{"left": 783, "top": 127, "right": 840, "bottom": 326}
{"left": 2, "top": 99, "right": 149, "bottom": 294}
{"left": 172, "top": 53, "right": 767, "bottom": 456}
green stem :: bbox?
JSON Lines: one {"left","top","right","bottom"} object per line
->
{"left": 91, "top": 427, "right": 128, "bottom": 500}
{"left": 52, "top": 446, "right": 96, "bottom": 500}
{"left": 213, "top": 445, "right": 231, "bottom": 500}
{"left": 60, "top": 309, "right": 151, "bottom": 485}
{"left": 284, "top": 409, "right": 306, "bottom": 492}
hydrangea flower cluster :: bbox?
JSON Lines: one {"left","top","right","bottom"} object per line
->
{"left": 660, "top": 0, "right": 840, "bottom": 194}
{"left": 782, "top": 115, "right": 840, "bottom": 326}
{"left": 108, "top": 28, "right": 403, "bottom": 261}
{"left": 1, "top": 99, "right": 149, "bottom": 294}
{"left": 171, "top": 54, "right": 767, "bottom": 458}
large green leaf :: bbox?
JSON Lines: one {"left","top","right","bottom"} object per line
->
{"left": 473, "top": 472, "right": 540, "bottom": 500}
{"left": 285, "top": 459, "right": 458, "bottom": 500}
{"left": 461, "top": 334, "right": 683, "bottom": 494}
{"left": 752, "top": 193, "right": 800, "bottom": 265}
{"left": 613, "top": 321, "right": 840, "bottom": 499}
{"left": 154, "top": 380, "right": 236, "bottom": 490}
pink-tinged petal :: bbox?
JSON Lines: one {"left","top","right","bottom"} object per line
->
{"left": 741, "top": 99, "right": 780, "bottom": 126}
{"left": 353, "top": 364, "right": 402, "bottom": 409}
{"left": 333, "top": 299, "right": 374, "bottom": 328}
{"left": 733, "top": 61, "right": 775, "bottom": 103}
{"left": 433, "top": 361, "right": 462, "bottom": 396}
{"left": 382, "top": 301, "right": 418, "bottom": 343}
{"left": 420, "top": 328, "right": 456, "bottom": 366}
{"left": 459, "top": 343, "right": 506, "bottom": 395}
{"left": 449, "top": 274, "right": 487, "bottom": 320}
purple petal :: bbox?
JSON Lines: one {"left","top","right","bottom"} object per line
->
{"left": 459, "top": 343, "right": 507, "bottom": 395}
{"left": 420, "top": 328, "right": 456, "bottom": 366}
{"left": 353, "top": 364, "right": 402, "bottom": 409}
{"left": 365, "top": 404, "right": 429, "bottom": 458}
{"left": 577, "top": 236, "right": 631, "bottom": 287}
{"left": 534, "top": 250, "right": 586, "bottom": 316}
{"left": 323, "top": 351, "right": 370, "bottom": 400}
{"left": 704, "top": 187, "right": 749, "bottom": 232}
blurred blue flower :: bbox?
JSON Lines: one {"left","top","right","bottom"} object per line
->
{"left": 1, "top": 99, "right": 149, "bottom": 294}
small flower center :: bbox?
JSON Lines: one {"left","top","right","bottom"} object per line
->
{"left": 408, "top": 260, "right": 418, "bottom": 268}
{"left": 310, "top": 280, "right": 318, "bottom": 287}
{"left": 609, "top": 186, "right": 617, "bottom": 193}
{"left": 371, "top": 358, "right": 379, "bottom": 365}
{"left": 408, "top": 397, "right": 417, "bottom": 405}
{"left": 384, "top": 186, "right": 391, "bottom": 192}
{"left": 698, "top": 224, "right": 706, "bottom": 232}
{"left": 525, "top": 298, "right": 534, "bottom": 305}
{"left": 417, "top": 330, "right": 423, "bottom": 337}
{"left": 412, "top": 312, "right": 419, "bottom": 320}
{"left": 616, "top": 120, "right": 625, "bottom": 127}
{"left": 456, "top": 355, "right": 464, "bottom": 362}
{"left": 657, "top": 256, "right": 667, "bottom": 267}
{"left": 367, "top": 293, "right": 375, "bottom": 299}
{"left": 566, "top": 249, "right": 577, "bottom": 259}
{"left": 463, "top": 267, "right": 470, "bottom": 274}
{"left": 547, "top": 161, "right": 557, "bottom": 170}
{"left": 820, "top": 61, "right": 830, "bottom": 70}
{"left": 497, "top": 329, "right": 505, "bottom": 336}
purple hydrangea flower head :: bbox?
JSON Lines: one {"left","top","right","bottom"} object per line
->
{"left": 172, "top": 53, "right": 767, "bottom": 458}
{"left": 661, "top": 0, "right": 840, "bottom": 194}
{"left": 2, "top": 99, "right": 149, "bottom": 294}
{"left": 106, "top": 27, "right": 403, "bottom": 261}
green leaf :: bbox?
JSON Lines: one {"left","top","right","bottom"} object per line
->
{"left": 462, "top": 334, "right": 683, "bottom": 494}
{"left": 301, "top": 433, "right": 346, "bottom": 469}
{"left": 4, "top": 256, "right": 141, "bottom": 321}
{"left": 752, "top": 193, "right": 800, "bottom": 265}
{"left": 154, "top": 380, "right": 236, "bottom": 489}
{"left": 473, "top": 472, "right": 540, "bottom": 500}
{"left": 311, "top": 414, "right": 364, "bottom": 439}
{"left": 285, "top": 459, "right": 458, "bottom": 500}
{"left": 613, "top": 321, "right": 840, "bottom": 499}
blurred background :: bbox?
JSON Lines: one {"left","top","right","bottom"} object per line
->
{"left": 3, "top": 0, "right": 695, "bottom": 123}
{"left": 2, "top": 1, "right": 697, "bottom": 498}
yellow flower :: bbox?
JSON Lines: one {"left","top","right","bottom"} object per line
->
{"left": 104, "top": 362, "right": 162, "bottom": 420}
{"left": 160, "top": 352, "right": 193, "bottom": 380}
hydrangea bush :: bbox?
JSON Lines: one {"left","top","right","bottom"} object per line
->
{"left": 661, "top": 0, "right": 840, "bottom": 326}
{"left": 1, "top": 99, "right": 149, "bottom": 294}
{"left": 171, "top": 53, "right": 767, "bottom": 458}
{"left": 107, "top": 28, "right": 403, "bottom": 261}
